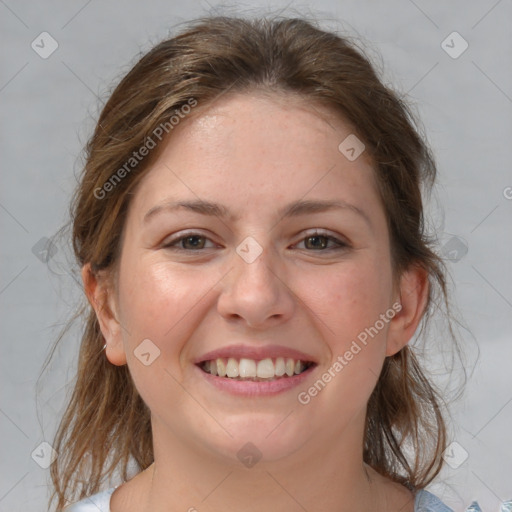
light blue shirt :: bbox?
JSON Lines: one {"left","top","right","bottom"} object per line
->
{"left": 64, "top": 487, "right": 454, "bottom": 511}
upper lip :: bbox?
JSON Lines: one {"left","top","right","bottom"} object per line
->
{"left": 195, "top": 344, "right": 318, "bottom": 364}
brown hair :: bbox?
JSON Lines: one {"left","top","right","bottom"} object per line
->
{"left": 46, "top": 14, "right": 461, "bottom": 510}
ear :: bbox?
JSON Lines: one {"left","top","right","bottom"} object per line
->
{"left": 81, "top": 263, "right": 127, "bottom": 366}
{"left": 385, "top": 265, "right": 429, "bottom": 357}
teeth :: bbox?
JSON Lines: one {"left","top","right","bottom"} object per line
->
{"left": 226, "top": 358, "right": 239, "bottom": 378}
{"left": 217, "top": 358, "right": 227, "bottom": 377}
{"left": 285, "top": 358, "right": 295, "bottom": 377}
{"left": 275, "top": 357, "right": 285, "bottom": 376}
{"left": 239, "top": 358, "right": 257, "bottom": 378}
{"left": 256, "top": 358, "right": 275, "bottom": 378}
{"left": 201, "top": 357, "right": 311, "bottom": 379}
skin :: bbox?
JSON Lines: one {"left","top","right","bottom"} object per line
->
{"left": 83, "top": 91, "right": 428, "bottom": 512}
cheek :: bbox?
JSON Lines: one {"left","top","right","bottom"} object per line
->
{"left": 294, "top": 261, "right": 393, "bottom": 415}
{"left": 297, "top": 256, "right": 392, "bottom": 361}
{"left": 118, "top": 258, "right": 217, "bottom": 363}
{"left": 116, "top": 258, "right": 220, "bottom": 413}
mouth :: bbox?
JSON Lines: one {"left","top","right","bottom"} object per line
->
{"left": 197, "top": 357, "right": 316, "bottom": 381}
{"left": 196, "top": 357, "right": 317, "bottom": 396}
{"left": 194, "top": 345, "right": 318, "bottom": 396}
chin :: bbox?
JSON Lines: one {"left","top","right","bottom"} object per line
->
{"left": 202, "top": 412, "right": 310, "bottom": 466}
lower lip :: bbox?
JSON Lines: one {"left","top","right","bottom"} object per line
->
{"left": 195, "top": 364, "right": 317, "bottom": 396}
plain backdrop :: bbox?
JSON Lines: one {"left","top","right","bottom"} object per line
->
{"left": 1, "top": 1, "right": 511, "bottom": 511}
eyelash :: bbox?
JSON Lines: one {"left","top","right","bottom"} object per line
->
{"left": 162, "top": 230, "right": 349, "bottom": 253}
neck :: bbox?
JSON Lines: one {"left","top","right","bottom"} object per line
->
{"left": 140, "top": 412, "right": 389, "bottom": 512}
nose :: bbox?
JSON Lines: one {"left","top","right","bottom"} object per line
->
{"left": 216, "top": 241, "right": 296, "bottom": 329}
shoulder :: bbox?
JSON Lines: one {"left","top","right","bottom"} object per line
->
{"left": 63, "top": 487, "right": 115, "bottom": 512}
{"left": 414, "top": 489, "right": 454, "bottom": 512}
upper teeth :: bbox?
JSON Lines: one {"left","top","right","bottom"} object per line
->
{"left": 202, "top": 357, "right": 309, "bottom": 379}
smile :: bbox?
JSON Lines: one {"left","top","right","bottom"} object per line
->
{"left": 196, "top": 357, "right": 317, "bottom": 396}
{"left": 199, "top": 357, "right": 315, "bottom": 380}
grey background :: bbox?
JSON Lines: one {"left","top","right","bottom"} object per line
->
{"left": 1, "top": 1, "right": 511, "bottom": 511}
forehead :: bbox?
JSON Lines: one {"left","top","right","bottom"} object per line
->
{"left": 127, "top": 92, "right": 382, "bottom": 223}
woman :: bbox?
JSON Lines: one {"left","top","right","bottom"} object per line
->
{"left": 50, "top": 15, "right": 458, "bottom": 512}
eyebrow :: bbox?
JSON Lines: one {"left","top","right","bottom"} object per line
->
{"left": 143, "top": 198, "right": 372, "bottom": 229}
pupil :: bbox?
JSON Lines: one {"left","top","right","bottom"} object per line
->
{"left": 184, "top": 236, "right": 204, "bottom": 249}
{"left": 306, "top": 235, "right": 327, "bottom": 249}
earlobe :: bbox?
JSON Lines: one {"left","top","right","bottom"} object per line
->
{"left": 385, "top": 265, "right": 429, "bottom": 357}
{"left": 81, "top": 263, "right": 127, "bottom": 366}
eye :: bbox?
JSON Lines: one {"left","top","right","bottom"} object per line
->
{"left": 162, "top": 232, "right": 217, "bottom": 251}
{"left": 294, "top": 230, "right": 348, "bottom": 251}
{"left": 162, "top": 230, "right": 349, "bottom": 253}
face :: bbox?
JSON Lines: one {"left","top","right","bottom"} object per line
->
{"left": 92, "top": 92, "right": 413, "bottom": 466}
